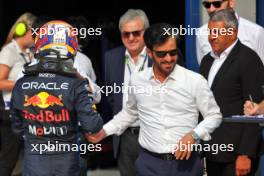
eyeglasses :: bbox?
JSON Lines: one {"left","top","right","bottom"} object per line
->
{"left": 202, "top": 0, "right": 226, "bottom": 9}
{"left": 121, "top": 30, "right": 144, "bottom": 38}
{"left": 153, "top": 49, "right": 178, "bottom": 58}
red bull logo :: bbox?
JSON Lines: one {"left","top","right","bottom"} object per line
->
{"left": 23, "top": 109, "right": 70, "bottom": 123}
{"left": 24, "top": 92, "right": 63, "bottom": 108}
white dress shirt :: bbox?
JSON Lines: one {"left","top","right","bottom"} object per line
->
{"left": 74, "top": 51, "right": 96, "bottom": 82}
{"left": 208, "top": 39, "right": 238, "bottom": 87}
{"left": 104, "top": 65, "right": 222, "bottom": 154}
{"left": 196, "top": 15, "right": 264, "bottom": 65}
{"left": 123, "top": 47, "right": 148, "bottom": 127}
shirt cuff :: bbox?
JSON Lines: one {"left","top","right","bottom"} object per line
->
{"left": 193, "top": 127, "right": 211, "bottom": 141}
{"left": 103, "top": 122, "right": 117, "bottom": 136}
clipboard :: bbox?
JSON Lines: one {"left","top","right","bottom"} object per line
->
{"left": 223, "top": 115, "right": 264, "bottom": 126}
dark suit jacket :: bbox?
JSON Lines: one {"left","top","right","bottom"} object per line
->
{"left": 200, "top": 40, "right": 264, "bottom": 162}
{"left": 104, "top": 45, "right": 185, "bottom": 158}
{"left": 103, "top": 46, "right": 152, "bottom": 158}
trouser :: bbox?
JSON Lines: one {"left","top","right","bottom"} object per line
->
{"left": 261, "top": 155, "right": 264, "bottom": 176}
{"left": 135, "top": 148, "right": 203, "bottom": 176}
{"left": 118, "top": 128, "right": 140, "bottom": 176}
{"left": 206, "top": 158, "right": 259, "bottom": 176}
{"left": 0, "top": 110, "right": 21, "bottom": 176}
{"left": 79, "top": 156, "right": 87, "bottom": 176}
{"left": 260, "top": 130, "right": 264, "bottom": 176}
{"left": 23, "top": 152, "right": 80, "bottom": 176}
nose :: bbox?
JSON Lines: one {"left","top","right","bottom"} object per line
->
{"left": 208, "top": 5, "right": 217, "bottom": 14}
{"left": 128, "top": 33, "right": 134, "bottom": 40}
{"left": 163, "top": 54, "right": 174, "bottom": 62}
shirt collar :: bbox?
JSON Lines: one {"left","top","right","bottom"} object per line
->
{"left": 12, "top": 39, "right": 23, "bottom": 54}
{"left": 125, "top": 47, "right": 146, "bottom": 62}
{"left": 12, "top": 39, "right": 31, "bottom": 55}
{"left": 235, "top": 12, "right": 239, "bottom": 21}
{"left": 148, "top": 64, "right": 180, "bottom": 82}
{"left": 168, "top": 65, "right": 181, "bottom": 80}
{"left": 210, "top": 39, "right": 238, "bottom": 59}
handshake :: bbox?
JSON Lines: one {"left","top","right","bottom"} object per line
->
{"left": 85, "top": 129, "right": 107, "bottom": 143}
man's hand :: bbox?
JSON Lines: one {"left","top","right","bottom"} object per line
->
{"left": 243, "top": 100, "right": 260, "bottom": 116}
{"left": 235, "top": 155, "right": 251, "bottom": 176}
{"left": 175, "top": 132, "right": 196, "bottom": 160}
{"left": 243, "top": 100, "right": 259, "bottom": 116}
{"left": 85, "top": 129, "right": 106, "bottom": 143}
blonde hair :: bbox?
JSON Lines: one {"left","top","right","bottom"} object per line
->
{"left": 3, "top": 12, "right": 36, "bottom": 47}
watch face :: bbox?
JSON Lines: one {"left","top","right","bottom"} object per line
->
{"left": 192, "top": 132, "right": 199, "bottom": 140}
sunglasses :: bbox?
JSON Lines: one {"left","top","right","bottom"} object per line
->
{"left": 202, "top": 0, "right": 226, "bottom": 9}
{"left": 153, "top": 49, "right": 178, "bottom": 58}
{"left": 121, "top": 30, "right": 144, "bottom": 38}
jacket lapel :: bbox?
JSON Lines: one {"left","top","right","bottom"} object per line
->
{"left": 115, "top": 49, "right": 152, "bottom": 85}
{"left": 113, "top": 47, "right": 126, "bottom": 111}
{"left": 114, "top": 47, "right": 126, "bottom": 87}
{"left": 200, "top": 56, "right": 214, "bottom": 80}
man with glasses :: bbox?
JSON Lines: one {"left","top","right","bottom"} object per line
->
{"left": 88, "top": 23, "right": 222, "bottom": 176}
{"left": 103, "top": 9, "right": 184, "bottom": 175}
{"left": 196, "top": 0, "right": 264, "bottom": 65}
{"left": 103, "top": 9, "right": 152, "bottom": 176}
{"left": 200, "top": 9, "right": 264, "bottom": 176}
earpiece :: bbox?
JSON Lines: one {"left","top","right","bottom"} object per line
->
{"left": 15, "top": 22, "right": 27, "bottom": 37}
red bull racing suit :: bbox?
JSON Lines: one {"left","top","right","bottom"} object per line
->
{"left": 10, "top": 72, "right": 103, "bottom": 176}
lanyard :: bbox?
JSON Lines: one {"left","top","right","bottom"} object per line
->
{"left": 20, "top": 53, "right": 32, "bottom": 67}
{"left": 125, "top": 54, "right": 147, "bottom": 75}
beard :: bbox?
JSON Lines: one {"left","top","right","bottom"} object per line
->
{"left": 153, "top": 58, "right": 177, "bottom": 77}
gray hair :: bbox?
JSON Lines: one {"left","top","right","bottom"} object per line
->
{"left": 119, "top": 9, "right": 149, "bottom": 31}
{"left": 209, "top": 9, "right": 238, "bottom": 29}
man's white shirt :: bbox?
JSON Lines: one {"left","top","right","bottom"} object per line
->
{"left": 207, "top": 39, "right": 238, "bottom": 87}
{"left": 104, "top": 65, "right": 222, "bottom": 154}
{"left": 123, "top": 47, "right": 148, "bottom": 127}
{"left": 74, "top": 51, "right": 96, "bottom": 82}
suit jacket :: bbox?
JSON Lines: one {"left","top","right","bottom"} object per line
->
{"left": 200, "top": 40, "right": 264, "bottom": 162}
{"left": 0, "top": 91, "right": 4, "bottom": 110}
{"left": 103, "top": 46, "right": 152, "bottom": 158}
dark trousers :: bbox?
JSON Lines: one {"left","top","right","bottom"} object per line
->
{"left": 79, "top": 156, "right": 87, "bottom": 176}
{"left": 135, "top": 149, "right": 203, "bottom": 176}
{"left": 118, "top": 129, "right": 140, "bottom": 176}
{"left": 0, "top": 110, "right": 21, "bottom": 176}
{"left": 23, "top": 152, "right": 80, "bottom": 176}
{"left": 206, "top": 159, "right": 259, "bottom": 176}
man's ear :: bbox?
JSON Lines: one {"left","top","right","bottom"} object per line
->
{"left": 231, "top": 28, "right": 238, "bottom": 40}
{"left": 146, "top": 48, "right": 153, "bottom": 60}
{"left": 229, "top": 0, "right": 236, "bottom": 8}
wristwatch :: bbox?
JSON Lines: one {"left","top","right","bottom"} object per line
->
{"left": 191, "top": 131, "right": 200, "bottom": 142}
